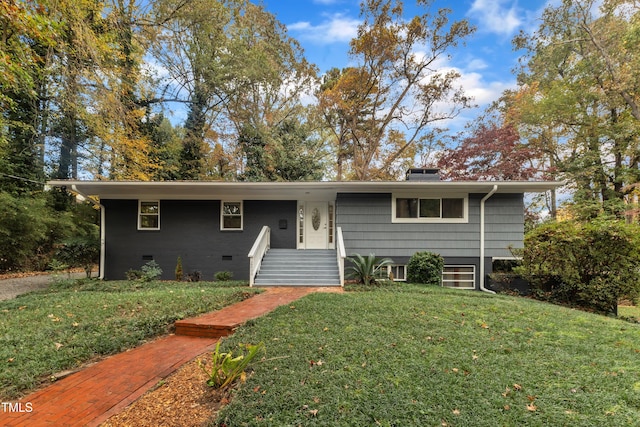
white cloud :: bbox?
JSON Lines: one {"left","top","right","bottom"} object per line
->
{"left": 287, "top": 13, "right": 359, "bottom": 44}
{"left": 468, "top": 0, "right": 522, "bottom": 36}
{"left": 466, "top": 58, "right": 489, "bottom": 71}
{"left": 457, "top": 71, "right": 515, "bottom": 106}
{"left": 421, "top": 56, "right": 517, "bottom": 133}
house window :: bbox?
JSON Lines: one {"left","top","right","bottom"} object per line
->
{"left": 221, "top": 201, "right": 243, "bottom": 230}
{"left": 392, "top": 194, "right": 467, "bottom": 223}
{"left": 138, "top": 201, "right": 160, "bottom": 230}
{"left": 387, "top": 264, "right": 406, "bottom": 281}
{"left": 442, "top": 265, "right": 475, "bottom": 289}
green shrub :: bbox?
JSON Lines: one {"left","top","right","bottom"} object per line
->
{"left": 54, "top": 237, "right": 99, "bottom": 277}
{"left": 187, "top": 270, "right": 201, "bottom": 282}
{"left": 125, "top": 269, "right": 143, "bottom": 281}
{"left": 126, "top": 260, "right": 163, "bottom": 282}
{"left": 215, "top": 271, "right": 233, "bottom": 281}
{"left": 141, "top": 260, "right": 162, "bottom": 281}
{"left": 0, "top": 191, "right": 98, "bottom": 273}
{"left": 346, "top": 253, "right": 394, "bottom": 286}
{"left": 406, "top": 251, "right": 444, "bottom": 285}
{"left": 175, "top": 256, "right": 183, "bottom": 281}
{"left": 515, "top": 219, "right": 640, "bottom": 315}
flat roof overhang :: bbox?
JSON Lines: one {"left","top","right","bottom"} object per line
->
{"left": 48, "top": 180, "right": 566, "bottom": 201}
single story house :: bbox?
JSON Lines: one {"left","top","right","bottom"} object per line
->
{"left": 48, "top": 169, "right": 563, "bottom": 291}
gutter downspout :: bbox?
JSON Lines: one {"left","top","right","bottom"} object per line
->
{"left": 480, "top": 185, "right": 498, "bottom": 294}
{"left": 72, "top": 185, "right": 105, "bottom": 280}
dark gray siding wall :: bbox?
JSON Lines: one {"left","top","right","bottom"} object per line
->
{"left": 102, "top": 199, "right": 296, "bottom": 280}
{"left": 336, "top": 192, "right": 524, "bottom": 285}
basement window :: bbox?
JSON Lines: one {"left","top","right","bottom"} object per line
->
{"left": 387, "top": 264, "right": 406, "bottom": 282}
{"left": 442, "top": 265, "right": 475, "bottom": 289}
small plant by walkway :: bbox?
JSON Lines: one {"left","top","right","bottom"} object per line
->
{"left": 199, "top": 341, "right": 265, "bottom": 389}
{"left": 217, "top": 285, "right": 640, "bottom": 426}
{"left": 0, "top": 278, "right": 257, "bottom": 400}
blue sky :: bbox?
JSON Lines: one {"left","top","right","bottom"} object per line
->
{"left": 261, "top": 0, "right": 550, "bottom": 131}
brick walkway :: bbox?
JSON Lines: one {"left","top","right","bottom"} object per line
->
{"left": 3, "top": 287, "right": 340, "bottom": 427}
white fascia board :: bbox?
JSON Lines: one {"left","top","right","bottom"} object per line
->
{"left": 47, "top": 180, "right": 566, "bottom": 200}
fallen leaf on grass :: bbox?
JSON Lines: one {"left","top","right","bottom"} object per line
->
{"left": 452, "top": 409, "right": 461, "bottom": 415}
{"left": 527, "top": 403, "right": 537, "bottom": 412}
{"left": 55, "top": 342, "right": 64, "bottom": 351}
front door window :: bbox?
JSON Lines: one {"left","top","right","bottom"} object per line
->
{"left": 312, "top": 208, "right": 321, "bottom": 231}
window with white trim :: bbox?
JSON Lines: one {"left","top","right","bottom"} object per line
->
{"left": 387, "top": 264, "right": 406, "bottom": 281}
{"left": 442, "top": 265, "right": 475, "bottom": 289}
{"left": 392, "top": 194, "right": 467, "bottom": 223}
{"left": 221, "top": 201, "right": 243, "bottom": 230}
{"left": 138, "top": 201, "right": 160, "bottom": 230}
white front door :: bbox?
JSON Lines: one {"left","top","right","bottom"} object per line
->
{"left": 304, "top": 202, "right": 328, "bottom": 249}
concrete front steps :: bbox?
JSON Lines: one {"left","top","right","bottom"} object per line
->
{"left": 254, "top": 248, "right": 341, "bottom": 286}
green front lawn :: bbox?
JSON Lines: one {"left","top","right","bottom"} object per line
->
{"left": 0, "top": 279, "right": 256, "bottom": 400}
{"left": 619, "top": 305, "right": 640, "bottom": 323}
{"left": 217, "top": 286, "right": 640, "bottom": 427}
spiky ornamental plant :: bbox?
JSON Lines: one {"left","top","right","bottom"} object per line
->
{"left": 346, "top": 253, "right": 394, "bottom": 285}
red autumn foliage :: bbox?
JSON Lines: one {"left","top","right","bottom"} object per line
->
{"left": 437, "top": 123, "right": 544, "bottom": 181}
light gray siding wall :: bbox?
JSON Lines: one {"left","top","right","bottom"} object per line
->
{"left": 336, "top": 192, "right": 523, "bottom": 259}
{"left": 485, "top": 194, "right": 525, "bottom": 255}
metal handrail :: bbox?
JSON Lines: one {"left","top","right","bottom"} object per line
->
{"left": 336, "top": 227, "right": 346, "bottom": 287}
{"left": 248, "top": 226, "right": 270, "bottom": 287}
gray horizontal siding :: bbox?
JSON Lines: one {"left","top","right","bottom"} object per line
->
{"left": 484, "top": 194, "right": 524, "bottom": 254}
{"left": 336, "top": 192, "right": 523, "bottom": 259}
